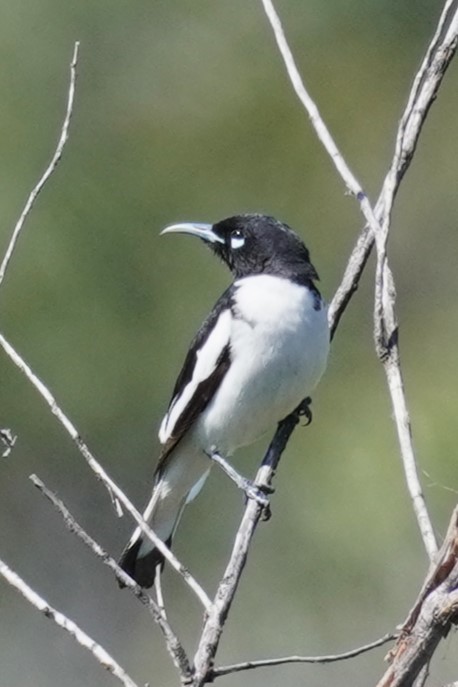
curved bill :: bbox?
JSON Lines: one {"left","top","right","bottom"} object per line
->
{"left": 160, "top": 222, "right": 224, "bottom": 243}
{"left": 160, "top": 222, "right": 224, "bottom": 244}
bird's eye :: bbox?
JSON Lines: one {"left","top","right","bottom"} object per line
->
{"left": 230, "top": 230, "right": 245, "bottom": 250}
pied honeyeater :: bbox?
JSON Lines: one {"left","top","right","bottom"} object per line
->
{"left": 119, "top": 214, "right": 329, "bottom": 587}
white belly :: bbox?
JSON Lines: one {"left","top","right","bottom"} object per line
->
{"left": 196, "top": 275, "right": 329, "bottom": 454}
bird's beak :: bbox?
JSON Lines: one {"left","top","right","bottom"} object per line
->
{"left": 160, "top": 223, "right": 224, "bottom": 244}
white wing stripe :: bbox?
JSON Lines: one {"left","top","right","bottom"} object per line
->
{"left": 158, "top": 309, "right": 232, "bottom": 444}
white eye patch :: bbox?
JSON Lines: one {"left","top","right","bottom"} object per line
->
{"left": 230, "top": 236, "right": 245, "bottom": 250}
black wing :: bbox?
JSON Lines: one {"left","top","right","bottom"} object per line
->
{"left": 155, "top": 286, "right": 235, "bottom": 475}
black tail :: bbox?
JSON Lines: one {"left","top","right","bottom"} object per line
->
{"left": 118, "top": 536, "right": 171, "bottom": 589}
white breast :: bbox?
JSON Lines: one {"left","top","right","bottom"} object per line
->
{"left": 197, "top": 275, "right": 329, "bottom": 454}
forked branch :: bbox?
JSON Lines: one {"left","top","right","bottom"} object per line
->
{"left": 263, "top": 0, "right": 458, "bottom": 561}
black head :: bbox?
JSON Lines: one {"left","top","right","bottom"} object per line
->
{"left": 161, "top": 213, "right": 319, "bottom": 285}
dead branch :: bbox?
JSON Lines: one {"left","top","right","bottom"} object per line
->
{"left": 29, "top": 473, "right": 192, "bottom": 683}
{"left": 211, "top": 632, "right": 396, "bottom": 679}
{"left": 0, "top": 428, "right": 16, "bottom": 458}
{"left": 0, "top": 43, "right": 79, "bottom": 290}
{"left": 0, "top": 331, "right": 211, "bottom": 612}
{"left": 377, "top": 507, "right": 458, "bottom": 687}
{"left": 0, "top": 556, "right": 139, "bottom": 687}
{"left": 264, "top": 0, "right": 458, "bottom": 560}
{"left": 1, "top": 1, "right": 457, "bottom": 685}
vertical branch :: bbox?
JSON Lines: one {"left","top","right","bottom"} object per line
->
{"left": 373, "top": 216, "right": 438, "bottom": 558}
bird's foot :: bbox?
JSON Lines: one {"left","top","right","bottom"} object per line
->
{"left": 208, "top": 449, "right": 273, "bottom": 517}
{"left": 241, "top": 480, "right": 273, "bottom": 520}
{"left": 297, "top": 396, "right": 313, "bottom": 426}
{"left": 243, "top": 480, "right": 271, "bottom": 506}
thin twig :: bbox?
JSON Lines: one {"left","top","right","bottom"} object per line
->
{"left": 0, "top": 332, "right": 211, "bottom": 611}
{"left": 0, "top": 428, "right": 17, "bottom": 457}
{"left": 260, "top": 0, "right": 382, "bottom": 240}
{"left": 154, "top": 569, "right": 169, "bottom": 623}
{"left": 328, "top": 0, "right": 458, "bottom": 332}
{"left": 211, "top": 632, "right": 396, "bottom": 678}
{"left": 0, "top": 42, "right": 79, "bottom": 290}
{"left": 0, "top": 556, "right": 139, "bottom": 687}
{"left": 377, "top": 506, "right": 458, "bottom": 687}
{"left": 29, "top": 474, "right": 192, "bottom": 682}
{"left": 413, "top": 663, "right": 430, "bottom": 687}
{"left": 324, "top": 0, "right": 458, "bottom": 338}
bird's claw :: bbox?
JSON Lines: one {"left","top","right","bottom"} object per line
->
{"left": 243, "top": 480, "right": 273, "bottom": 519}
{"left": 245, "top": 484, "right": 269, "bottom": 507}
{"left": 298, "top": 396, "right": 313, "bottom": 426}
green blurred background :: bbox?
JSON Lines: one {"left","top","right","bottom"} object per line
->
{"left": 1, "top": 1, "right": 457, "bottom": 685}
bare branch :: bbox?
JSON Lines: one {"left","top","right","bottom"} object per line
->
{"left": 377, "top": 506, "right": 458, "bottom": 687}
{"left": 0, "top": 332, "right": 211, "bottom": 611}
{"left": 211, "top": 632, "right": 396, "bottom": 679}
{"left": 0, "top": 556, "right": 139, "bottom": 687}
{"left": 260, "top": 0, "right": 381, "bottom": 241}
{"left": 263, "top": 0, "right": 458, "bottom": 561}
{"left": 0, "top": 42, "right": 79, "bottom": 290}
{"left": 0, "top": 428, "right": 17, "bottom": 457}
{"left": 329, "top": 0, "right": 458, "bottom": 336}
{"left": 373, "top": 255, "right": 438, "bottom": 559}
{"left": 3, "top": 5, "right": 458, "bottom": 685}
{"left": 370, "top": 5, "right": 458, "bottom": 560}
{"left": 192, "top": 407, "right": 304, "bottom": 685}
{"left": 413, "top": 664, "right": 430, "bottom": 687}
{"left": 154, "top": 570, "right": 169, "bottom": 624}
{"left": 30, "top": 474, "right": 192, "bottom": 682}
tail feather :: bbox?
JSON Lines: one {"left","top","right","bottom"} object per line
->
{"left": 118, "top": 445, "right": 211, "bottom": 589}
{"left": 118, "top": 536, "right": 172, "bottom": 589}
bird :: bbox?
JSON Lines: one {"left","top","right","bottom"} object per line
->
{"left": 119, "top": 213, "right": 329, "bottom": 588}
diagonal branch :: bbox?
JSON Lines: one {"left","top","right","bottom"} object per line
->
{"left": 0, "top": 42, "right": 79, "bottom": 290}
{"left": 0, "top": 331, "right": 211, "bottom": 612}
{"left": 329, "top": 0, "right": 458, "bottom": 336}
{"left": 30, "top": 473, "right": 192, "bottom": 683}
{"left": 260, "top": 0, "right": 381, "bottom": 241}
{"left": 192, "top": 405, "right": 307, "bottom": 685}
{"left": 376, "top": 506, "right": 458, "bottom": 687}
{"left": 0, "top": 556, "right": 139, "bottom": 687}
{"left": 0, "top": 427, "right": 17, "bottom": 457}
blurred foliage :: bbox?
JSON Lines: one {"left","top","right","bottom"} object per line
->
{"left": 0, "top": 1, "right": 457, "bottom": 686}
